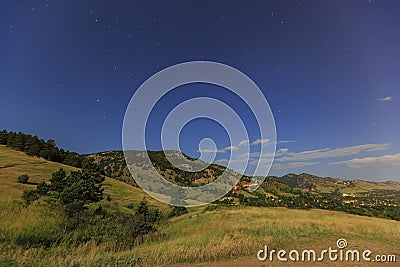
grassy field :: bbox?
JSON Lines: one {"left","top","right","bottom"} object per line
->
{"left": 1, "top": 145, "right": 399, "bottom": 266}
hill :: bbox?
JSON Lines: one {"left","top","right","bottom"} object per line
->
{"left": 87, "top": 150, "right": 231, "bottom": 187}
{"left": 271, "top": 173, "right": 400, "bottom": 193}
{"left": 0, "top": 145, "right": 170, "bottom": 212}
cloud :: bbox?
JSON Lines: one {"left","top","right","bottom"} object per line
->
{"left": 276, "top": 144, "right": 388, "bottom": 162}
{"left": 276, "top": 148, "right": 289, "bottom": 154}
{"left": 198, "top": 138, "right": 273, "bottom": 153}
{"left": 330, "top": 153, "right": 400, "bottom": 168}
{"left": 197, "top": 148, "right": 225, "bottom": 153}
{"left": 251, "top": 139, "right": 270, "bottom": 145}
{"left": 223, "top": 145, "right": 239, "bottom": 151}
{"left": 206, "top": 143, "right": 389, "bottom": 171}
{"left": 379, "top": 96, "right": 392, "bottom": 102}
{"left": 272, "top": 161, "right": 320, "bottom": 170}
{"left": 238, "top": 140, "right": 249, "bottom": 147}
{"left": 276, "top": 140, "right": 296, "bottom": 144}
{"left": 197, "top": 145, "right": 239, "bottom": 153}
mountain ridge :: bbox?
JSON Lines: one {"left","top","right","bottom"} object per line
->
{"left": 88, "top": 149, "right": 400, "bottom": 192}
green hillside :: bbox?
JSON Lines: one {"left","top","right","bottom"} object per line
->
{"left": 0, "top": 145, "right": 169, "bottom": 212}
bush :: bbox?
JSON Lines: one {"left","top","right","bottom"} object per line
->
{"left": 36, "top": 181, "right": 49, "bottom": 196}
{"left": 0, "top": 258, "right": 17, "bottom": 267}
{"left": 17, "top": 174, "right": 29, "bottom": 184}
{"left": 22, "top": 189, "right": 39, "bottom": 206}
{"left": 204, "top": 205, "right": 218, "bottom": 212}
{"left": 168, "top": 206, "right": 188, "bottom": 218}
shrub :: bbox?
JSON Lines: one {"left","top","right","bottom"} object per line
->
{"left": 21, "top": 189, "right": 39, "bottom": 206}
{"left": 36, "top": 181, "right": 49, "bottom": 195}
{"left": 168, "top": 206, "right": 188, "bottom": 217}
{"left": 17, "top": 174, "right": 29, "bottom": 184}
{"left": 204, "top": 205, "right": 218, "bottom": 212}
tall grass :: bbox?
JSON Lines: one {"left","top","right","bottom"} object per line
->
{"left": 1, "top": 205, "right": 399, "bottom": 266}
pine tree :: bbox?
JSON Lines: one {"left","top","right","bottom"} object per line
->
{"left": 0, "top": 130, "right": 8, "bottom": 145}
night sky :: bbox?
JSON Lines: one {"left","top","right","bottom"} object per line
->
{"left": 1, "top": 0, "right": 400, "bottom": 181}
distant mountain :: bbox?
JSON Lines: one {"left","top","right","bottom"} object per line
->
{"left": 270, "top": 173, "right": 400, "bottom": 194}
{"left": 88, "top": 150, "right": 400, "bottom": 195}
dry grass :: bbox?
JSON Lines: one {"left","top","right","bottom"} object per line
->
{"left": 120, "top": 207, "right": 399, "bottom": 266}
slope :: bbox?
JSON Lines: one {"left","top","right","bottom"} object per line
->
{"left": 0, "top": 145, "right": 170, "bottom": 211}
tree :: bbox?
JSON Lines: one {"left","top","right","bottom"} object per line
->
{"left": 17, "top": 174, "right": 29, "bottom": 184}
{"left": 168, "top": 206, "right": 188, "bottom": 217}
{"left": 6, "top": 132, "right": 16, "bottom": 148}
{"left": 133, "top": 199, "right": 161, "bottom": 236}
{"left": 36, "top": 181, "right": 49, "bottom": 196}
{"left": 56, "top": 159, "right": 104, "bottom": 217}
{"left": 14, "top": 133, "right": 25, "bottom": 151}
{"left": 0, "top": 130, "right": 7, "bottom": 145}
{"left": 21, "top": 160, "right": 105, "bottom": 219}
{"left": 49, "top": 168, "right": 67, "bottom": 194}
{"left": 22, "top": 189, "right": 39, "bottom": 206}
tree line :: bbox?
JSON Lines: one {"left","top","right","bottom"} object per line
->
{"left": 0, "top": 130, "right": 83, "bottom": 167}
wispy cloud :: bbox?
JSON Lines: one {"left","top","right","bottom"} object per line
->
{"left": 223, "top": 145, "right": 239, "bottom": 151}
{"left": 197, "top": 148, "right": 225, "bottom": 153}
{"left": 276, "top": 140, "right": 296, "bottom": 144}
{"left": 276, "top": 148, "right": 289, "bottom": 154}
{"left": 198, "top": 145, "right": 239, "bottom": 153}
{"left": 238, "top": 140, "right": 249, "bottom": 147}
{"left": 199, "top": 138, "right": 275, "bottom": 153}
{"left": 251, "top": 139, "right": 270, "bottom": 145}
{"left": 211, "top": 142, "right": 395, "bottom": 175}
{"left": 378, "top": 96, "right": 392, "bottom": 102}
{"left": 330, "top": 153, "right": 400, "bottom": 168}
{"left": 276, "top": 144, "right": 388, "bottom": 162}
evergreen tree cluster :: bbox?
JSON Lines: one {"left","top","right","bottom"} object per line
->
{"left": 0, "top": 130, "right": 83, "bottom": 167}
{"left": 19, "top": 163, "right": 162, "bottom": 249}
{"left": 22, "top": 160, "right": 104, "bottom": 218}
